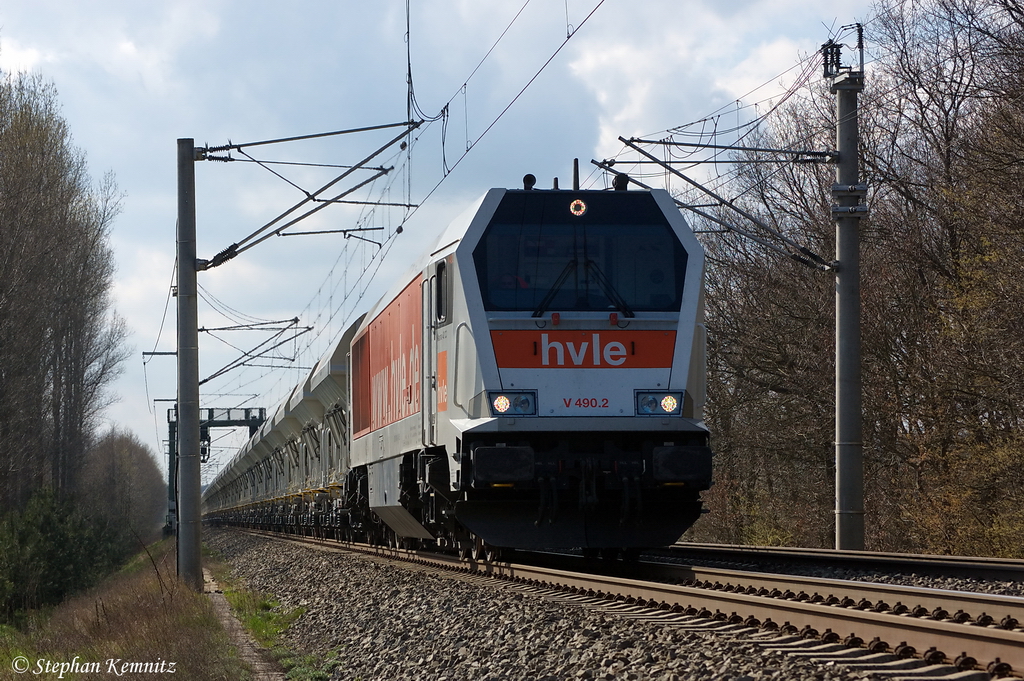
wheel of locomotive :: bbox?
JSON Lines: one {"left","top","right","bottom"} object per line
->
{"left": 471, "top": 535, "right": 486, "bottom": 561}
{"left": 458, "top": 540, "right": 472, "bottom": 560}
{"left": 485, "top": 544, "right": 504, "bottom": 563}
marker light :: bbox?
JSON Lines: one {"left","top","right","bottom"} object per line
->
{"left": 635, "top": 391, "right": 684, "bottom": 416}
{"left": 488, "top": 391, "right": 537, "bottom": 416}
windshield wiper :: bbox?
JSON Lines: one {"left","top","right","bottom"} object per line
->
{"left": 532, "top": 259, "right": 577, "bottom": 318}
{"left": 585, "top": 259, "right": 634, "bottom": 318}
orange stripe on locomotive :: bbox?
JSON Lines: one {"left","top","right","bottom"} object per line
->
{"left": 351, "top": 276, "right": 422, "bottom": 439}
{"left": 490, "top": 329, "right": 676, "bottom": 369}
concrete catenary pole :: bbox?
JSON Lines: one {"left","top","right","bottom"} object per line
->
{"left": 177, "top": 138, "right": 203, "bottom": 590}
{"left": 830, "top": 48, "right": 867, "bottom": 551}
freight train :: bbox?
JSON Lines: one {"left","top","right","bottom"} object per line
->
{"left": 202, "top": 176, "right": 713, "bottom": 558}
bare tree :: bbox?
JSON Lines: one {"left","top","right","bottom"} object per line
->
{"left": 78, "top": 429, "right": 167, "bottom": 548}
{"left": 0, "top": 66, "right": 129, "bottom": 510}
{"left": 687, "top": 0, "right": 1024, "bottom": 555}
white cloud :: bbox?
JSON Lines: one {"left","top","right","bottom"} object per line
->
{"left": 0, "top": 37, "right": 54, "bottom": 73}
{"left": 567, "top": 0, "right": 869, "bottom": 162}
{"left": 716, "top": 37, "right": 812, "bottom": 102}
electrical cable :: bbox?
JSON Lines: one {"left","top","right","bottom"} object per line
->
{"left": 200, "top": 325, "right": 313, "bottom": 386}
{"left": 211, "top": 126, "right": 417, "bottom": 265}
{"left": 229, "top": 0, "right": 611, "bottom": 418}
{"left": 197, "top": 282, "right": 276, "bottom": 326}
{"left": 404, "top": 0, "right": 608, "bottom": 224}
{"left": 592, "top": 23, "right": 871, "bottom": 267}
{"left": 145, "top": 257, "right": 177, "bottom": 368}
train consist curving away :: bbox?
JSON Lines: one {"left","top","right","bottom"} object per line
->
{"left": 202, "top": 178, "right": 713, "bottom": 557}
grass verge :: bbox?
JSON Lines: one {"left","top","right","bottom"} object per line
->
{"left": 0, "top": 538, "right": 249, "bottom": 680}
{"left": 203, "top": 542, "right": 339, "bottom": 681}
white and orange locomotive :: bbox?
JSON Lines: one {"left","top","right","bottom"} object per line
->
{"left": 203, "top": 178, "right": 713, "bottom": 557}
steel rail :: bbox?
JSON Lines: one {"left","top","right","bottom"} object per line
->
{"left": 666, "top": 543, "right": 1024, "bottom": 582}
{"left": 234, "top": 529, "right": 1024, "bottom": 676}
{"left": 519, "top": 552, "right": 1024, "bottom": 630}
{"left": 638, "top": 561, "right": 1024, "bottom": 626}
{"left": 485, "top": 563, "right": 1024, "bottom": 676}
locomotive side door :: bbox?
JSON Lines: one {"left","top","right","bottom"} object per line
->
{"left": 422, "top": 271, "right": 436, "bottom": 446}
{"left": 422, "top": 258, "right": 452, "bottom": 447}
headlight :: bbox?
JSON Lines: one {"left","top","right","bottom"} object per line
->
{"left": 488, "top": 391, "right": 537, "bottom": 416}
{"left": 635, "top": 391, "right": 683, "bottom": 416}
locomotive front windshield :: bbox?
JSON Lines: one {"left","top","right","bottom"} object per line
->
{"left": 474, "top": 191, "right": 688, "bottom": 314}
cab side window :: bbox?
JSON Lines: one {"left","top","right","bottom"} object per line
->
{"left": 435, "top": 260, "right": 451, "bottom": 326}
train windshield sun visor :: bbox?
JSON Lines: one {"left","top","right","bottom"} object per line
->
{"left": 474, "top": 192, "right": 687, "bottom": 314}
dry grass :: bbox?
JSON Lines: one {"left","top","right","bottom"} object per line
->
{"left": 204, "top": 544, "right": 330, "bottom": 680}
{"left": 0, "top": 539, "right": 249, "bottom": 680}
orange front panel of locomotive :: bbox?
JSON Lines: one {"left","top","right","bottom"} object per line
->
{"left": 490, "top": 329, "right": 676, "bottom": 369}
{"left": 351, "top": 277, "right": 422, "bottom": 439}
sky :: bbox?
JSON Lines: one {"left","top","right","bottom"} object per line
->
{"left": 0, "top": 0, "right": 874, "bottom": 483}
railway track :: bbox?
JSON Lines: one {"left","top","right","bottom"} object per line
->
{"left": 662, "top": 542, "right": 1024, "bottom": 583}
{"left": 230, "top": 528, "right": 1024, "bottom": 678}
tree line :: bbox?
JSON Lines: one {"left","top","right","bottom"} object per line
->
{"left": 0, "top": 65, "right": 165, "bottom": 619}
{"left": 687, "top": 0, "right": 1024, "bottom": 556}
